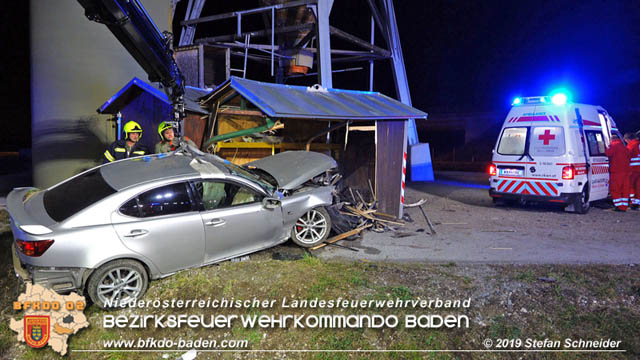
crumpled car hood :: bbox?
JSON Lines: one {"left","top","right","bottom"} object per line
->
{"left": 246, "top": 151, "right": 337, "bottom": 190}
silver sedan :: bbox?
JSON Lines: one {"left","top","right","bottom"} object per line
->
{"left": 8, "top": 148, "right": 336, "bottom": 308}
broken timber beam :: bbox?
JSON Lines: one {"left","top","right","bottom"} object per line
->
{"left": 310, "top": 224, "right": 372, "bottom": 250}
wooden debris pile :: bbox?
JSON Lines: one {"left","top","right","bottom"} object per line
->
{"left": 310, "top": 185, "right": 405, "bottom": 251}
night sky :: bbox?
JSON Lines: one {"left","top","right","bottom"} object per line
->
{"left": 2, "top": 0, "right": 639, "bottom": 151}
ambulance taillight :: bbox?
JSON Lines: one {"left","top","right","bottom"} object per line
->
{"left": 562, "top": 166, "right": 575, "bottom": 180}
{"left": 488, "top": 164, "right": 497, "bottom": 176}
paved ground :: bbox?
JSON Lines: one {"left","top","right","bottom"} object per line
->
{"left": 319, "top": 171, "right": 640, "bottom": 264}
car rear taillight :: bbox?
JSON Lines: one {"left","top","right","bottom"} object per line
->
{"left": 562, "top": 166, "right": 575, "bottom": 180}
{"left": 16, "top": 239, "right": 54, "bottom": 257}
{"left": 488, "top": 164, "right": 497, "bottom": 176}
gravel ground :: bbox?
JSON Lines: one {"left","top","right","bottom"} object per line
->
{"left": 319, "top": 172, "right": 640, "bottom": 264}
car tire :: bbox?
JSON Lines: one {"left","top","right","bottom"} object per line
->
{"left": 290, "top": 207, "right": 332, "bottom": 248}
{"left": 87, "top": 259, "right": 148, "bottom": 309}
{"left": 573, "top": 186, "right": 590, "bottom": 214}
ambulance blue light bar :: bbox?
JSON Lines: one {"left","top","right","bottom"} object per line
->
{"left": 512, "top": 96, "right": 549, "bottom": 105}
{"left": 551, "top": 93, "right": 568, "bottom": 105}
{"left": 512, "top": 93, "right": 569, "bottom": 106}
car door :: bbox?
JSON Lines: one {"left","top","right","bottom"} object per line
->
{"left": 111, "top": 182, "right": 205, "bottom": 274}
{"left": 191, "top": 180, "right": 284, "bottom": 264}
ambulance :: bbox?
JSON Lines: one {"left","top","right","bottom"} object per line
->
{"left": 488, "top": 93, "right": 620, "bottom": 214}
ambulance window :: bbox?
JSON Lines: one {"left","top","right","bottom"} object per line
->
{"left": 585, "top": 131, "right": 606, "bottom": 156}
{"left": 530, "top": 127, "right": 565, "bottom": 156}
{"left": 497, "top": 127, "right": 528, "bottom": 155}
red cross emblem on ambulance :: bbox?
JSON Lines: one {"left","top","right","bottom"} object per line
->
{"left": 538, "top": 129, "right": 555, "bottom": 145}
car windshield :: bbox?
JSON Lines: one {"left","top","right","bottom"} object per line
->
{"left": 43, "top": 169, "right": 117, "bottom": 222}
{"left": 219, "top": 161, "right": 276, "bottom": 194}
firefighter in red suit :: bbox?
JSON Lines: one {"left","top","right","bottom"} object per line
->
{"left": 605, "top": 134, "right": 631, "bottom": 211}
{"left": 624, "top": 132, "right": 640, "bottom": 210}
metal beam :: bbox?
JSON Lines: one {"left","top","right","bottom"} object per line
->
{"left": 365, "top": 0, "right": 389, "bottom": 44}
{"left": 329, "top": 26, "right": 390, "bottom": 57}
{"left": 181, "top": 0, "right": 317, "bottom": 26}
{"left": 293, "top": 28, "right": 316, "bottom": 49}
{"left": 195, "top": 23, "right": 314, "bottom": 44}
{"left": 316, "top": 0, "right": 334, "bottom": 87}
{"left": 380, "top": 0, "right": 418, "bottom": 146}
{"left": 206, "top": 42, "right": 388, "bottom": 59}
{"left": 179, "top": 0, "right": 206, "bottom": 46}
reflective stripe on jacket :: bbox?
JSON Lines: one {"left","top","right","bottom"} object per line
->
{"left": 103, "top": 139, "right": 149, "bottom": 163}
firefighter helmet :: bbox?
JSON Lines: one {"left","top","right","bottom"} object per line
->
{"left": 158, "top": 121, "right": 174, "bottom": 141}
{"left": 123, "top": 121, "right": 143, "bottom": 140}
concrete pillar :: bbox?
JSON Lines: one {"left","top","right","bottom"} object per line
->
{"left": 30, "top": 0, "right": 170, "bottom": 187}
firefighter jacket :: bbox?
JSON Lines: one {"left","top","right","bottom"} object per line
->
{"left": 627, "top": 139, "right": 640, "bottom": 173}
{"left": 155, "top": 136, "right": 196, "bottom": 154}
{"left": 605, "top": 139, "right": 631, "bottom": 174}
{"left": 103, "top": 139, "right": 149, "bottom": 163}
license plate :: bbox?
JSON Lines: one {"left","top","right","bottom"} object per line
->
{"left": 499, "top": 168, "right": 523, "bottom": 176}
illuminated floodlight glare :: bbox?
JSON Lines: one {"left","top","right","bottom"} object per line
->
{"left": 512, "top": 97, "right": 522, "bottom": 105}
{"left": 551, "top": 93, "right": 567, "bottom": 105}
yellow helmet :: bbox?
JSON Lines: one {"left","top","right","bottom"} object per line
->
{"left": 158, "top": 121, "right": 173, "bottom": 141}
{"left": 123, "top": 121, "right": 143, "bottom": 140}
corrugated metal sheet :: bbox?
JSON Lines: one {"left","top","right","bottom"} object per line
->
{"left": 98, "top": 77, "right": 209, "bottom": 115}
{"left": 204, "top": 77, "right": 428, "bottom": 120}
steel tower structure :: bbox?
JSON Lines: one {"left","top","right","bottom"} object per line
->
{"left": 177, "top": 0, "right": 431, "bottom": 216}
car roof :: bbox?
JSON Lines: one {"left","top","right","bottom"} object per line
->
{"left": 99, "top": 154, "right": 221, "bottom": 190}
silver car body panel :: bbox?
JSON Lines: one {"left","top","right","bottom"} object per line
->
{"left": 7, "top": 188, "right": 56, "bottom": 228}
{"left": 247, "top": 151, "right": 337, "bottom": 190}
{"left": 200, "top": 201, "right": 284, "bottom": 263}
{"left": 111, "top": 210, "right": 205, "bottom": 274}
{"left": 100, "top": 153, "right": 204, "bottom": 190}
{"left": 7, "top": 150, "right": 336, "bottom": 294}
{"left": 281, "top": 186, "right": 334, "bottom": 228}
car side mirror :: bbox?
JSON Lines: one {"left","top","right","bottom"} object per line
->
{"left": 262, "top": 197, "right": 281, "bottom": 210}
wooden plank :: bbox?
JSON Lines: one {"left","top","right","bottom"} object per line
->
{"left": 310, "top": 224, "right": 372, "bottom": 250}
{"left": 376, "top": 120, "right": 405, "bottom": 217}
{"left": 216, "top": 114, "right": 265, "bottom": 142}
{"left": 344, "top": 205, "right": 404, "bottom": 226}
{"left": 218, "top": 108, "right": 266, "bottom": 117}
{"left": 349, "top": 125, "right": 376, "bottom": 131}
{"left": 217, "top": 148, "right": 272, "bottom": 165}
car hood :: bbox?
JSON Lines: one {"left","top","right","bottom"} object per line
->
{"left": 246, "top": 151, "right": 337, "bottom": 190}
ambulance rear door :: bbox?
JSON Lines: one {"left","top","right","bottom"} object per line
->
{"left": 526, "top": 106, "right": 566, "bottom": 183}
{"left": 582, "top": 108, "right": 610, "bottom": 201}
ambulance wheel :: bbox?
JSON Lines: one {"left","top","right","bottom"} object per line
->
{"left": 573, "top": 187, "right": 590, "bottom": 214}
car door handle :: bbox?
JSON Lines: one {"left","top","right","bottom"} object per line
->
{"left": 124, "top": 229, "right": 149, "bottom": 237}
{"left": 205, "top": 219, "right": 226, "bottom": 227}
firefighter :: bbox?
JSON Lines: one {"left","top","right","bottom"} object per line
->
{"left": 103, "top": 121, "right": 149, "bottom": 163}
{"left": 605, "top": 133, "right": 631, "bottom": 211}
{"left": 624, "top": 132, "right": 640, "bottom": 210}
{"left": 155, "top": 121, "right": 196, "bottom": 153}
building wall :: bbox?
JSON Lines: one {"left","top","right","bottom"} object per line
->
{"left": 30, "top": 0, "right": 170, "bottom": 187}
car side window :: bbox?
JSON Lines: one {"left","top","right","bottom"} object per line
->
{"left": 120, "top": 182, "right": 193, "bottom": 218}
{"left": 192, "top": 181, "right": 263, "bottom": 211}
{"left": 585, "top": 131, "right": 606, "bottom": 156}
{"left": 119, "top": 198, "right": 141, "bottom": 217}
